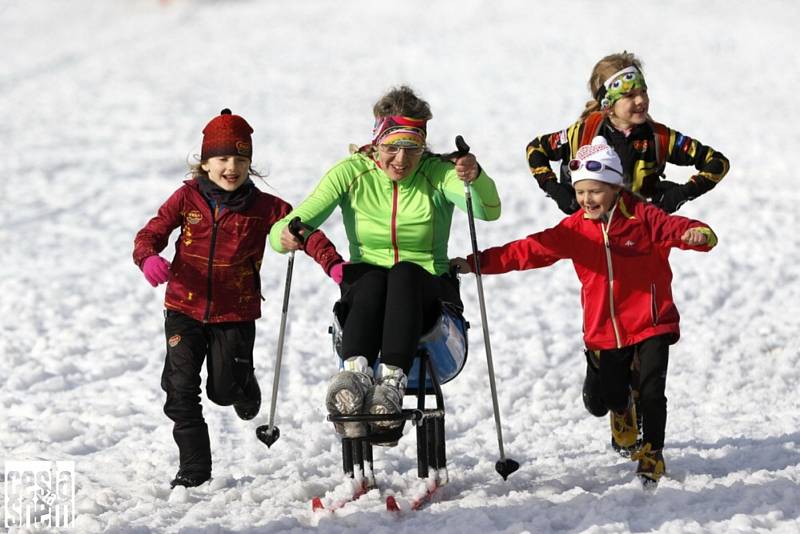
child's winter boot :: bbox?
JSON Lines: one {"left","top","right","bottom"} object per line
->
{"left": 582, "top": 349, "right": 607, "bottom": 416}
{"left": 326, "top": 356, "right": 373, "bottom": 437}
{"left": 610, "top": 393, "right": 640, "bottom": 450}
{"left": 170, "top": 470, "right": 211, "bottom": 489}
{"left": 632, "top": 443, "right": 665, "bottom": 488}
{"left": 365, "top": 363, "right": 407, "bottom": 430}
{"left": 234, "top": 375, "right": 261, "bottom": 421}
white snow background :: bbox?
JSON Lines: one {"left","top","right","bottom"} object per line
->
{"left": 2, "top": 0, "right": 799, "bottom": 532}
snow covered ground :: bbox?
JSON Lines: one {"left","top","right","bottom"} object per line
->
{"left": 2, "top": 0, "right": 799, "bottom": 532}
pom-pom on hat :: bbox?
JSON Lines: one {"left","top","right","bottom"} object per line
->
{"left": 569, "top": 136, "right": 624, "bottom": 187}
{"left": 201, "top": 108, "right": 253, "bottom": 160}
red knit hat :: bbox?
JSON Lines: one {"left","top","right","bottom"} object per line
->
{"left": 201, "top": 108, "right": 253, "bottom": 160}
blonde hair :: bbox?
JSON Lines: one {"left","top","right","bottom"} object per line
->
{"left": 579, "top": 51, "right": 644, "bottom": 121}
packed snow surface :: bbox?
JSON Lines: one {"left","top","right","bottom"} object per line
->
{"left": 2, "top": 0, "right": 799, "bottom": 532}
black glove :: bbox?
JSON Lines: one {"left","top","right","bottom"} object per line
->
{"left": 652, "top": 180, "right": 698, "bottom": 214}
{"left": 543, "top": 180, "right": 580, "bottom": 215}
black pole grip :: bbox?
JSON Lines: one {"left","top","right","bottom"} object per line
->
{"left": 441, "top": 135, "right": 471, "bottom": 161}
{"left": 287, "top": 216, "right": 314, "bottom": 245}
{"left": 455, "top": 135, "right": 470, "bottom": 156}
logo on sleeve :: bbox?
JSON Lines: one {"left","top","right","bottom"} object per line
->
{"left": 675, "top": 133, "right": 693, "bottom": 152}
{"left": 549, "top": 133, "right": 561, "bottom": 150}
{"left": 168, "top": 335, "right": 181, "bottom": 347}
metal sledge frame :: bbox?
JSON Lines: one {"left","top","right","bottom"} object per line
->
{"left": 328, "top": 350, "right": 448, "bottom": 484}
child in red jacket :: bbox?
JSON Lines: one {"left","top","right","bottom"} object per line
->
{"left": 452, "top": 136, "right": 717, "bottom": 487}
{"left": 133, "top": 109, "right": 343, "bottom": 488}
{"left": 528, "top": 53, "right": 730, "bottom": 454}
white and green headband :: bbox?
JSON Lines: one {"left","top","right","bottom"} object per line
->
{"left": 595, "top": 66, "right": 647, "bottom": 110}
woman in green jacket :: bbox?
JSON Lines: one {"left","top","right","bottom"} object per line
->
{"left": 269, "top": 86, "right": 501, "bottom": 436}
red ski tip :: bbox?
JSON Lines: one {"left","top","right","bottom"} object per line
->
{"left": 311, "top": 497, "right": 324, "bottom": 511}
{"left": 385, "top": 495, "right": 400, "bottom": 512}
{"left": 411, "top": 487, "right": 436, "bottom": 510}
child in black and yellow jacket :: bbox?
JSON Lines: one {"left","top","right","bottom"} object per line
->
{"left": 527, "top": 51, "right": 729, "bottom": 215}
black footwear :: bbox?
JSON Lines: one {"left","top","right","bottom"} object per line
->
{"left": 582, "top": 350, "right": 607, "bottom": 417}
{"left": 170, "top": 471, "right": 211, "bottom": 489}
{"left": 234, "top": 376, "right": 261, "bottom": 421}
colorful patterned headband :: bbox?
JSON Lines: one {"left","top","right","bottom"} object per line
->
{"left": 595, "top": 66, "right": 647, "bottom": 110}
{"left": 372, "top": 115, "right": 427, "bottom": 147}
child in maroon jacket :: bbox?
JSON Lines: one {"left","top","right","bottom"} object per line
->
{"left": 133, "top": 109, "right": 343, "bottom": 488}
{"left": 452, "top": 136, "right": 717, "bottom": 487}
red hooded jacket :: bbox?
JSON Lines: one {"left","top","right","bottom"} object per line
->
{"left": 133, "top": 180, "right": 342, "bottom": 323}
{"left": 468, "top": 192, "right": 716, "bottom": 350}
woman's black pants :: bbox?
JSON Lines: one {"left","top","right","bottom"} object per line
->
{"left": 338, "top": 261, "right": 461, "bottom": 374}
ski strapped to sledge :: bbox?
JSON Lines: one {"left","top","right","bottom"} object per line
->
{"left": 385, "top": 480, "right": 441, "bottom": 512}
{"left": 311, "top": 474, "right": 445, "bottom": 514}
{"left": 311, "top": 477, "right": 373, "bottom": 513}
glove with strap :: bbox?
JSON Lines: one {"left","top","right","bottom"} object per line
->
{"left": 543, "top": 180, "right": 580, "bottom": 215}
{"left": 652, "top": 180, "right": 700, "bottom": 213}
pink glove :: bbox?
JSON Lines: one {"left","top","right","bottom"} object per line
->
{"left": 329, "top": 262, "right": 346, "bottom": 285}
{"left": 142, "top": 255, "right": 171, "bottom": 287}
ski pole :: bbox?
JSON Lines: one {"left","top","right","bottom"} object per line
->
{"left": 454, "top": 136, "right": 520, "bottom": 480}
{"left": 256, "top": 218, "right": 308, "bottom": 448}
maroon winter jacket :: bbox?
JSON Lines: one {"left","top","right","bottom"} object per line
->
{"left": 468, "top": 191, "right": 716, "bottom": 350}
{"left": 133, "top": 180, "right": 342, "bottom": 323}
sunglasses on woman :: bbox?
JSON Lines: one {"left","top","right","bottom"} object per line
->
{"left": 378, "top": 144, "right": 426, "bottom": 155}
{"left": 568, "top": 159, "right": 623, "bottom": 176}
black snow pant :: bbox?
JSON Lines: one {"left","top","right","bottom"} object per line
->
{"left": 597, "top": 334, "right": 670, "bottom": 450}
{"left": 161, "top": 310, "right": 257, "bottom": 475}
{"left": 338, "top": 261, "right": 461, "bottom": 374}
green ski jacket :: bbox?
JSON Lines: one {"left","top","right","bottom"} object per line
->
{"left": 269, "top": 151, "right": 501, "bottom": 275}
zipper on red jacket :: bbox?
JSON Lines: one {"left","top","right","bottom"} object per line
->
{"left": 600, "top": 207, "right": 622, "bottom": 348}
{"left": 650, "top": 283, "right": 658, "bottom": 325}
{"left": 391, "top": 182, "right": 399, "bottom": 264}
{"left": 203, "top": 208, "right": 220, "bottom": 322}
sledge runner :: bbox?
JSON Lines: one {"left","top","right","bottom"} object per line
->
{"left": 452, "top": 137, "right": 718, "bottom": 486}
{"left": 526, "top": 51, "right": 729, "bottom": 453}
{"left": 133, "top": 109, "right": 341, "bottom": 488}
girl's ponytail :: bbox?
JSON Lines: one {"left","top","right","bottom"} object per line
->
{"left": 579, "top": 99, "right": 602, "bottom": 121}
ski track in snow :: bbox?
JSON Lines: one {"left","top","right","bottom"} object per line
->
{"left": 2, "top": 0, "right": 799, "bottom": 532}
